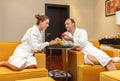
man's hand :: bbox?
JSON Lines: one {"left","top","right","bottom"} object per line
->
{"left": 71, "top": 46, "right": 82, "bottom": 51}
{"left": 61, "top": 33, "right": 66, "bottom": 38}
{"left": 63, "top": 34, "right": 73, "bottom": 42}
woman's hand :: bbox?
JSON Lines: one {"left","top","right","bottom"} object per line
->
{"left": 49, "top": 40, "right": 57, "bottom": 45}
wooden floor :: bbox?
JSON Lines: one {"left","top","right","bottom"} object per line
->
{"left": 46, "top": 55, "right": 66, "bottom": 81}
{"left": 46, "top": 55, "right": 63, "bottom": 70}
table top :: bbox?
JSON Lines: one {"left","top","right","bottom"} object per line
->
{"left": 48, "top": 44, "right": 73, "bottom": 49}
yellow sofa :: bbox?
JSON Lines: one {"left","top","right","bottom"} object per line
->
{"left": 0, "top": 42, "right": 48, "bottom": 81}
{"left": 68, "top": 41, "right": 120, "bottom": 81}
{"left": 100, "top": 70, "right": 120, "bottom": 81}
{"left": 16, "top": 77, "right": 55, "bottom": 81}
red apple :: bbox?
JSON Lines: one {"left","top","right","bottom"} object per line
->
{"left": 61, "top": 33, "right": 66, "bottom": 38}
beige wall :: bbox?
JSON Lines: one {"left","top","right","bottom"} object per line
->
{"left": 0, "top": 2, "right": 3, "bottom": 41}
{"left": 68, "top": 0, "right": 94, "bottom": 40}
{"left": 0, "top": 0, "right": 94, "bottom": 41}
{"left": 2, "top": 0, "right": 118, "bottom": 41}
{"left": 93, "top": 0, "right": 120, "bottom": 40}
{"left": 0, "top": 0, "right": 66, "bottom": 41}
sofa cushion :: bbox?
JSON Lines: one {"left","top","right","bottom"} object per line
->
{"left": 0, "top": 42, "right": 48, "bottom": 81}
{"left": 90, "top": 41, "right": 100, "bottom": 49}
{"left": 0, "top": 42, "right": 20, "bottom": 60}
{"left": 0, "top": 67, "right": 48, "bottom": 81}
{"left": 77, "top": 63, "right": 120, "bottom": 81}
{"left": 100, "top": 70, "right": 120, "bottom": 81}
{"left": 16, "top": 77, "right": 55, "bottom": 81}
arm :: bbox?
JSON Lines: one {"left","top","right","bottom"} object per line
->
{"left": 29, "top": 31, "right": 49, "bottom": 52}
{"left": 28, "top": 31, "right": 57, "bottom": 52}
{"left": 63, "top": 29, "right": 89, "bottom": 48}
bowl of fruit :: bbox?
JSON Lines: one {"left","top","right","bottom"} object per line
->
{"left": 55, "top": 37, "right": 65, "bottom": 46}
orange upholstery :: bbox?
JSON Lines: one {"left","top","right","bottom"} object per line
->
{"left": 68, "top": 41, "right": 120, "bottom": 81}
{"left": 0, "top": 42, "right": 48, "bottom": 81}
{"left": 16, "top": 77, "right": 55, "bottom": 81}
{"left": 100, "top": 70, "right": 120, "bottom": 81}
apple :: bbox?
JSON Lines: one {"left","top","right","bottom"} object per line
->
{"left": 57, "top": 41, "right": 61, "bottom": 45}
{"left": 60, "top": 40, "right": 65, "bottom": 46}
{"left": 61, "top": 33, "right": 66, "bottom": 38}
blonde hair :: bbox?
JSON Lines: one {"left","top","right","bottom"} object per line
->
{"left": 35, "top": 14, "right": 49, "bottom": 25}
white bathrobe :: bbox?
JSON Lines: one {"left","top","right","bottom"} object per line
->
{"left": 8, "top": 25, "right": 49, "bottom": 68}
{"left": 64, "top": 27, "right": 111, "bottom": 67}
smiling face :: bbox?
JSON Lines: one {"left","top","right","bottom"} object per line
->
{"left": 65, "top": 19, "right": 75, "bottom": 32}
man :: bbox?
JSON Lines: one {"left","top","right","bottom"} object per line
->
{"left": 62, "top": 18, "right": 119, "bottom": 71}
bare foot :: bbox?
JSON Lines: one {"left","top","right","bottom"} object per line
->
{"left": 106, "top": 61, "right": 116, "bottom": 71}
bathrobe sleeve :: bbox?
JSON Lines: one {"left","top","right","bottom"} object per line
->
{"left": 22, "top": 27, "right": 49, "bottom": 52}
{"left": 30, "top": 31, "right": 49, "bottom": 52}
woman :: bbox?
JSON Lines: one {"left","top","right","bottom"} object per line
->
{"left": 0, "top": 14, "right": 57, "bottom": 71}
{"left": 62, "top": 18, "right": 119, "bottom": 71}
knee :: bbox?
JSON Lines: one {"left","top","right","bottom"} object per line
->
{"left": 14, "top": 65, "right": 25, "bottom": 71}
{"left": 12, "top": 65, "right": 25, "bottom": 71}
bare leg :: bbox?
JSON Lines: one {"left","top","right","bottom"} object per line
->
{"left": 0, "top": 61, "right": 24, "bottom": 71}
{"left": 87, "top": 55, "right": 99, "bottom": 65}
{"left": 26, "top": 65, "right": 36, "bottom": 69}
{"left": 105, "top": 60, "right": 116, "bottom": 71}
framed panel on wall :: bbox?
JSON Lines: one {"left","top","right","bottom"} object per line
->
{"left": 105, "top": 0, "right": 120, "bottom": 17}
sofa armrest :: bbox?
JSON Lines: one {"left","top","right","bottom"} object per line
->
{"left": 68, "top": 50, "right": 84, "bottom": 81}
{"left": 34, "top": 52, "right": 46, "bottom": 68}
{"left": 102, "top": 49, "right": 120, "bottom": 57}
{"left": 68, "top": 50, "right": 84, "bottom": 66}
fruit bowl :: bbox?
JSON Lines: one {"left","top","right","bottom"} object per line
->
{"left": 55, "top": 37, "right": 65, "bottom": 46}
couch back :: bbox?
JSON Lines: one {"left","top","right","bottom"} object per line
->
{"left": 0, "top": 42, "right": 21, "bottom": 61}
{"left": 90, "top": 41, "right": 100, "bottom": 49}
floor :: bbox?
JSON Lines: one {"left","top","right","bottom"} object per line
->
{"left": 46, "top": 55, "right": 66, "bottom": 81}
{"left": 46, "top": 55, "right": 63, "bottom": 70}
